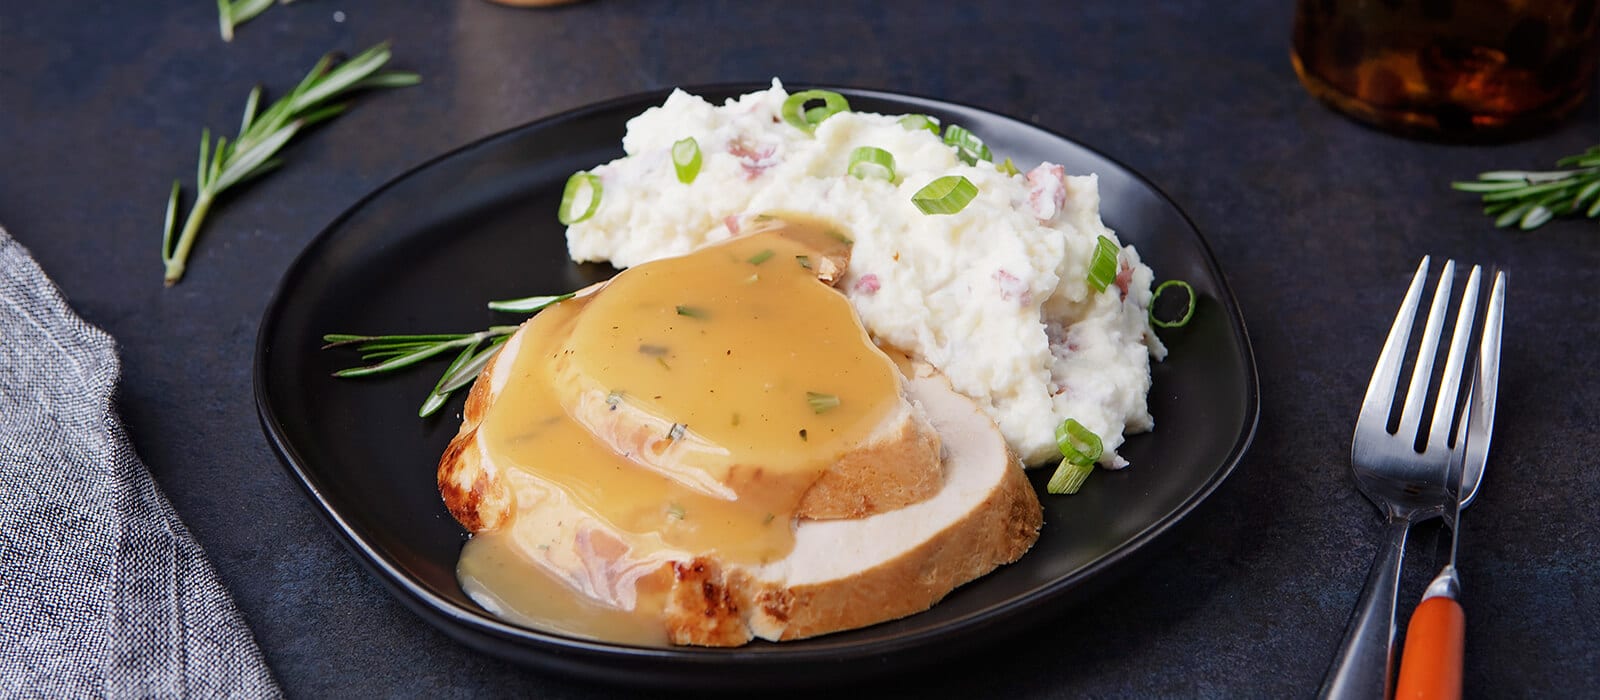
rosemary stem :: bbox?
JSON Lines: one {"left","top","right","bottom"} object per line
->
{"left": 164, "top": 192, "right": 215, "bottom": 286}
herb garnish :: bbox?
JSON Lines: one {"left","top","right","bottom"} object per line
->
{"left": 1452, "top": 145, "right": 1600, "bottom": 230}
{"left": 747, "top": 249, "right": 776, "bottom": 265}
{"left": 324, "top": 290, "right": 572, "bottom": 416}
{"left": 322, "top": 326, "right": 518, "bottom": 418}
{"left": 162, "top": 43, "right": 419, "bottom": 285}
{"left": 675, "top": 305, "right": 707, "bottom": 318}
{"left": 806, "top": 392, "right": 840, "bottom": 414}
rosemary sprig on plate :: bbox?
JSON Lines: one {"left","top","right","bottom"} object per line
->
{"left": 1452, "top": 145, "right": 1600, "bottom": 230}
{"left": 324, "top": 293, "right": 573, "bottom": 417}
{"left": 161, "top": 42, "right": 419, "bottom": 285}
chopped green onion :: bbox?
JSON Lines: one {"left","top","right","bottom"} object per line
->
{"left": 1049, "top": 419, "right": 1103, "bottom": 494}
{"left": 996, "top": 158, "right": 1020, "bottom": 176}
{"left": 1086, "top": 235, "right": 1119, "bottom": 293}
{"left": 1047, "top": 459, "right": 1096, "bottom": 495}
{"left": 795, "top": 255, "right": 811, "bottom": 269}
{"left": 675, "top": 305, "right": 707, "bottom": 319}
{"left": 667, "top": 423, "right": 686, "bottom": 441}
{"left": 672, "top": 137, "right": 702, "bottom": 184}
{"left": 781, "top": 90, "right": 850, "bottom": 134}
{"left": 1054, "top": 418, "right": 1103, "bottom": 466}
{"left": 898, "top": 114, "right": 941, "bottom": 135}
{"left": 1150, "top": 280, "right": 1197, "bottom": 328}
{"left": 486, "top": 292, "right": 574, "bottom": 313}
{"left": 848, "top": 146, "right": 896, "bottom": 182}
{"left": 747, "top": 249, "right": 775, "bottom": 265}
{"left": 912, "top": 175, "right": 978, "bottom": 215}
{"left": 825, "top": 229, "right": 854, "bottom": 245}
{"left": 558, "top": 171, "right": 602, "bottom": 225}
{"left": 606, "top": 390, "right": 624, "bottom": 408}
{"left": 806, "top": 391, "right": 841, "bottom": 414}
{"left": 668, "top": 503, "right": 686, "bottom": 519}
{"left": 942, "top": 124, "right": 991, "bottom": 165}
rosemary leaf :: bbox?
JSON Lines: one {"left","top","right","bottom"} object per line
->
{"left": 214, "top": 122, "right": 299, "bottom": 191}
{"left": 162, "top": 43, "right": 418, "bottom": 285}
{"left": 219, "top": 0, "right": 275, "bottom": 42}
{"left": 240, "top": 86, "right": 261, "bottom": 133}
{"left": 437, "top": 336, "right": 512, "bottom": 394}
{"left": 487, "top": 292, "right": 575, "bottom": 313}
{"left": 421, "top": 342, "right": 481, "bottom": 418}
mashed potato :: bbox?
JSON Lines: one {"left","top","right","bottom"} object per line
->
{"left": 564, "top": 80, "right": 1165, "bottom": 467}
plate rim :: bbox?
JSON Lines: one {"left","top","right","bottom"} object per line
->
{"left": 253, "top": 82, "right": 1260, "bottom": 681}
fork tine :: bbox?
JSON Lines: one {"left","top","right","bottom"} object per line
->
{"left": 1461, "top": 270, "right": 1505, "bottom": 506}
{"left": 1358, "top": 257, "right": 1431, "bottom": 431}
{"left": 1397, "top": 259, "right": 1457, "bottom": 442}
{"left": 1428, "top": 265, "right": 1482, "bottom": 452}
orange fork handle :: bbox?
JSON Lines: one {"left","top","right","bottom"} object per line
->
{"left": 1395, "top": 596, "right": 1465, "bottom": 700}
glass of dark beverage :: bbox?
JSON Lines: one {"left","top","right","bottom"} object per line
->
{"left": 1292, "top": 0, "right": 1599, "bottom": 141}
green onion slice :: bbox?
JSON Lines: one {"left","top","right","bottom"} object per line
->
{"left": 996, "top": 157, "right": 1020, "bottom": 177}
{"left": 675, "top": 305, "right": 707, "bottom": 319}
{"left": 1054, "top": 418, "right": 1104, "bottom": 466}
{"left": 912, "top": 175, "right": 978, "bottom": 215}
{"left": 806, "top": 391, "right": 841, "bottom": 414}
{"left": 672, "top": 137, "right": 701, "bottom": 184}
{"left": 1047, "top": 459, "right": 1096, "bottom": 495}
{"left": 1149, "top": 280, "right": 1196, "bottom": 328}
{"left": 898, "top": 113, "right": 941, "bottom": 135}
{"left": 558, "top": 171, "right": 602, "bottom": 225}
{"left": 848, "top": 146, "right": 896, "bottom": 182}
{"left": 781, "top": 90, "right": 850, "bottom": 134}
{"left": 943, "top": 124, "right": 992, "bottom": 165}
{"left": 1086, "top": 235, "right": 1119, "bottom": 293}
{"left": 747, "top": 249, "right": 775, "bottom": 265}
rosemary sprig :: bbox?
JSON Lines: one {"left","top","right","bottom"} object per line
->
{"left": 1452, "top": 145, "right": 1600, "bottom": 230}
{"left": 323, "top": 327, "right": 520, "bottom": 418}
{"left": 324, "top": 293, "right": 574, "bottom": 417}
{"left": 161, "top": 42, "right": 419, "bottom": 285}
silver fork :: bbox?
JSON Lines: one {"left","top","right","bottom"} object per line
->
{"left": 1319, "top": 257, "right": 1487, "bottom": 700}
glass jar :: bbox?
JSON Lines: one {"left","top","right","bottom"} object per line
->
{"left": 1292, "top": 0, "right": 1600, "bottom": 141}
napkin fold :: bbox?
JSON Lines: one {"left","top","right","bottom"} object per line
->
{"left": 0, "top": 227, "right": 281, "bottom": 698}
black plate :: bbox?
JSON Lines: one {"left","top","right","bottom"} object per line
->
{"left": 254, "top": 85, "right": 1259, "bottom": 690}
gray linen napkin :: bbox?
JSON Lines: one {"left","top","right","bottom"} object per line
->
{"left": 0, "top": 227, "right": 281, "bottom": 698}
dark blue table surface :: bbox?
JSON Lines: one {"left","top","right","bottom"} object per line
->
{"left": 3, "top": 1, "right": 1596, "bottom": 697}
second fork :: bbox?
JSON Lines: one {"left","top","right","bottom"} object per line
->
{"left": 1320, "top": 257, "right": 1494, "bottom": 700}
